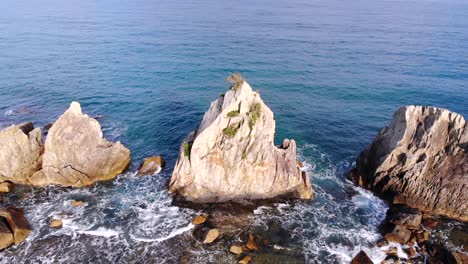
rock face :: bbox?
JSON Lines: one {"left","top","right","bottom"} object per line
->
{"left": 30, "top": 102, "right": 131, "bottom": 187}
{"left": 350, "top": 106, "right": 467, "bottom": 221}
{"left": 0, "top": 122, "right": 43, "bottom": 184}
{"left": 169, "top": 78, "right": 313, "bottom": 202}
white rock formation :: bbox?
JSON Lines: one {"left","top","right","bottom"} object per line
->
{"left": 30, "top": 102, "right": 130, "bottom": 187}
{"left": 0, "top": 122, "right": 43, "bottom": 184}
{"left": 169, "top": 79, "right": 313, "bottom": 202}
{"left": 351, "top": 106, "right": 467, "bottom": 221}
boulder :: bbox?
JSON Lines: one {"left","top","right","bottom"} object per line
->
{"left": 203, "top": 228, "right": 219, "bottom": 244}
{"left": 0, "top": 207, "right": 31, "bottom": 244}
{"left": 50, "top": 218, "right": 63, "bottom": 228}
{"left": 192, "top": 215, "right": 206, "bottom": 225}
{"left": 230, "top": 244, "right": 243, "bottom": 255}
{"left": 386, "top": 205, "right": 422, "bottom": 230}
{"left": 385, "top": 225, "right": 411, "bottom": 244}
{"left": 0, "top": 122, "right": 43, "bottom": 184}
{"left": 29, "top": 102, "right": 131, "bottom": 187}
{"left": 0, "top": 218, "right": 14, "bottom": 250}
{"left": 350, "top": 106, "right": 468, "bottom": 221}
{"left": 0, "top": 182, "right": 13, "bottom": 193}
{"left": 350, "top": 250, "right": 374, "bottom": 264}
{"left": 169, "top": 77, "right": 313, "bottom": 202}
{"left": 138, "top": 156, "right": 165, "bottom": 175}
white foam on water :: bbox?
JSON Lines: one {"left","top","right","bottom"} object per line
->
{"left": 4, "top": 109, "right": 14, "bottom": 116}
{"left": 131, "top": 223, "right": 194, "bottom": 243}
{"left": 77, "top": 228, "right": 121, "bottom": 237}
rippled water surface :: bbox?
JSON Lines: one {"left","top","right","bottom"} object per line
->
{"left": 0, "top": 0, "right": 467, "bottom": 263}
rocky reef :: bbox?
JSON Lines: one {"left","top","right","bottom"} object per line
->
{"left": 350, "top": 105, "right": 467, "bottom": 221}
{"left": 169, "top": 76, "right": 313, "bottom": 202}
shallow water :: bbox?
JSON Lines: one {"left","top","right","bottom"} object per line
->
{"left": 0, "top": 0, "right": 467, "bottom": 263}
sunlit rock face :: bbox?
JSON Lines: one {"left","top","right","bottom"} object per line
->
{"left": 0, "top": 122, "right": 43, "bottom": 184}
{"left": 30, "top": 102, "right": 130, "bottom": 187}
{"left": 169, "top": 79, "right": 313, "bottom": 202}
{"left": 351, "top": 105, "right": 467, "bottom": 221}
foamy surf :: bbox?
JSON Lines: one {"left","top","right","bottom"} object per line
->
{"left": 131, "top": 223, "right": 194, "bottom": 243}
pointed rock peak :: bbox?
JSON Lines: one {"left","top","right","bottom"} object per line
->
{"left": 170, "top": 75, "right": 313, "bottom": 203}
{"left": 68, "top": 101, "right": 82, "bottom": 114}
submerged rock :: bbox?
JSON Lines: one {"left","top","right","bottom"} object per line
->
{"left": 138, "top": 156, "right": 165, "bottom": 175}
{"left": 29, "top": 102, "right": 131, "bottom": 187}
{"left": 0, "top": 122, "right": 43, "bottom": 184}
{"left": 350, "top": 106, "right": 468, "bottom": 221}
{"left": 350, "top": 250, "right": 374, "bottom": 264}
{"left": 169, "top": 76, "right": 313, "bottom": 202}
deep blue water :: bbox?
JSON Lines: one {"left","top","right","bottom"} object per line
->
{"left": 0, "top": 0, "right": 467, "bottom": 263}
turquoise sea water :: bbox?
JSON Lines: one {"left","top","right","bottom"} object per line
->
{"left": 0, "top": 0, "right": 467, "bottom": 263}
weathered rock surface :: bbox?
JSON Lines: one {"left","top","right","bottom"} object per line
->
{"left": 350, "top": 250, "right": 374, "bottom": 264}
{"left": 29, "top": 102, "right": 131, "bottom": 187}
{"left": 138, "top": 156, "right": 165, "bottom": 175}
{"left": 0, "top": 122, "right": 43, "bottom": 184}
{"left": 0, "top": 207, "right": 31, "bottom": 246}
{"left": 350, "top": 106, "right": 468, "bottom": 221}
{"left": 169, "top": 77, "right": 313, "bottom": 202}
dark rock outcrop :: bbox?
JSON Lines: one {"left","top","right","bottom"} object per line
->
{"left": 350, "top": 106, "right": 467, "bottom": 221}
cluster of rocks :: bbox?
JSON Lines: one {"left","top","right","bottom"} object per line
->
{"left": 350, "top": 105, "right": 468, "bottom": 264}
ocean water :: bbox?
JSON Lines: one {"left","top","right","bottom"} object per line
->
{"left": 0, "top": 0, "right": 467, "bottom": 263}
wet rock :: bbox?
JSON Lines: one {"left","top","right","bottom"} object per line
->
{"left": 404, "top": 246, "right": 416, "bottom": 258}
{"left": 0, "top": 218, "right": 14, "bottom": 250}
{"left": 238, "top": 255, "right": 252, "bottom": 264}
{"left": 246, "top": 233, "right": 258, "bottom": 250}
{"left": 385, "top": 225, "right": 411, "bottom": 244}
{"left": 386, "top": 205, "right": 422, "bottom": 230}
{"left": 0, "top": 122, "right": 43, "bottom": 184}
{"left": 230, "top": 244, "right": 243, "bottom": 255}
{"left": 376, "top": 238, "right": 389, "bottom": 247}
{"left": 350, "top": 106, "right": 468, "bottom": 221}
{"left": 192, "top": 215, "right": 206, "bottom": 225}
{"left": 0, "top": 207, "right": 31, "bottom": 244}
{"left": 415, "top": 230, "right": 430, "bottom": 243}
{"left": 30, "top": 102, "right": 131, "bottom": 187}
{"left": 386, "top": 247, "right": 398, "bottom": 256}
{"left": 138, "top": 156, "right": 165, "bottom": 175}
{"left": 50, "top": 218, "right": 63, "bottom": 228}
{"left": 71, "top": 200, "right": 85, "bottom": 207}
{"left": 422, "top": 216, "right": 440, "bottom": 230}
{"left": 205, "top": 202, "right": 253, "bottom": 235}
{"left": 203, "top": 229, "right": 219, "bottom": 244}
{"left": 0, "top": 182, "right": 13, "bottom": 193}
{"left": 350, "top": 250, "right": 374, "bottom": 264}
{"left": 452, "top": 251, "right": 468, "bottom": 264}
{"left": 449, "top": 229, "right": 468, "bottom": 249}
{"left": 169, "top": 76, "right": 313, "bottom": 202}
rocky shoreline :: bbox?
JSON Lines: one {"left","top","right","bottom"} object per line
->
{"left": 1, "top": 75, "right": 467, "bottom": 263}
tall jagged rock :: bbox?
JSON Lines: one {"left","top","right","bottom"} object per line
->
{"left": 350, "top": 106, "right": 467, "bottom": 221}
{"left": 169, "top": 78, "right": 313, "bottom": 202}
{"left": 0, "top": 122, "right": 43, "bottom": 184}
{"left": 30, "top": 102, "right": 131, "bottom": 187}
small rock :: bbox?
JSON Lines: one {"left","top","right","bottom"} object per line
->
{"left": 0, "top": 207, "right": 31, "bottom": 244}
{"left": 386, "top": 247, "right": 398, "bottom": 256}
{"left": 416, "top": 230, "right": 430, "bottom": 243}
{"left": 71, "top": 200, "right": 85, "bottom": 207}
{"left": 203, "top": 229, "right": 219, "bottom": 244}
{"left": 0, "top": 182, "right": 13, "bottom": 193}
{"left": 385, "top": 225, "right": 412, "bottom": 244}
{"left": 452, "top": 251, "right": 468, "bottom": 264}
{"left": 238, "top": 256, "right": 252, "bottom": 264}
{"left": 376, "top": 239, "right": 389, "bottom": 247}
{"left": 50, "top": 218, "right": 63, "bottom": 228}
{"left": 246, "top": 233, "right": 258, "bottom": 250}
{"left": 350, "top": 250, "right": 373, "bottom": 264}
{"left": 230, "top": 244, "right": 243, "bottom": 255}
{"left": 404, "top": 247, "right": 416, "bottom": 258}
{"left": 138, "top": 156, "right": 165, "bottom": 175}
{"left": 192, "top": 215, "right": 206, "bottom": 225}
